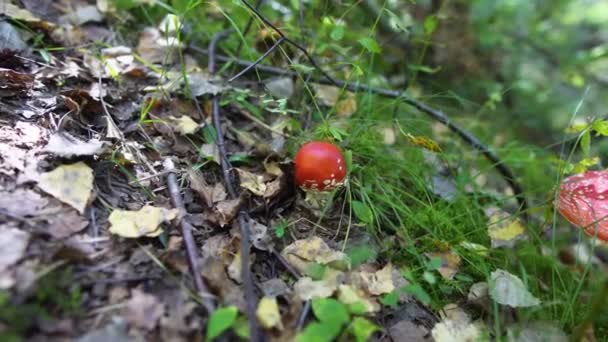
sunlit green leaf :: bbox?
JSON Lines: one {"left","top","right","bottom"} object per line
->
{"left": 358, "top": 37, "right": 381, "bottom": 53}
{"left": 206, "top": 306, "right": 238, "bottom": 340}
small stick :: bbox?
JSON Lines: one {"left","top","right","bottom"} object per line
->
{"left": 209, "top": 30, "right": 263, "bottom": 342}
{"left": 164, "top": 159, "right": 215, "bottom": 314}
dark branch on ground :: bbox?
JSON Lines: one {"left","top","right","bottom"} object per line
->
{"left": 208, "top": 29, "right": 263, "bottom": 342}
{"left": 164, "top": 159, "right": 216, "bottom": 314}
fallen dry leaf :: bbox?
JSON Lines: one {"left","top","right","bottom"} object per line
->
{"left": 486, "top": 208, "right": 527, "bottom": 248}
{"left": 37, "top": 162, "right": 94, "bottom": 214}
{"left": 167, "top": 115, "right": 200, "bottom": 135}
{"left": 431, "top": 319, "right": 485, "bottom": 342}
{"left": 0, "top": 188, "right": 48, "bottom": 217}
{"left": 293, "top": 277, "right": 336, "bottom": 301}
{"left": 124, "top": 288, "right": 165, "bottom": 330}
{"left": 281, "top": 236, "right": 349, "bottom": 274}
{"left": 227, "top": 250, "right": 242, "bottom": 284}
{"left": 256, "top": 296, "right": 283, "bottom": 330}
{"left": 427, "top": 251, "right": 462, "bottom": 280}
{"left": 336, "top": 96, "right": 357, "bottom": 117}
{"left": 44, "top": 132, "right": 106, "bottom": 157}
{"left": 0, "top": 226, "right": 30, "bottom": 273}
{"left": 337, "top": 284, "right": 380, "bottom": 313}
{"left": 236, "top": 168, "right": 267, "bottom": 196}
{"left": 355, "top": 263, "right": 395, "bottom": 295}
{"left": 108, "top": 205, "right": 178, "bottom": 238}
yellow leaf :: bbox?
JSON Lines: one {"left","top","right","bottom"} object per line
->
{"left": 108, "top": 205, "right": 178, "bottom": 238}
{"left": 256, "top": 296, "right": 283, "bottom": 330}
{"left": 486, "top": 208, "right": 527, "bottom": 248}
{"left": 405, "top": 133, "right": 442, "bottom": 153}
{"left": 337, "top": 284, "right": 380, "bottom": 313}
{"left": 336, "top": 97, "right": 357, "bottom": 117}
{"left": 37, "top": 162, "right": 93, "bottom": 214}
{"left": 293, "top": 277, "right": 336, "bottom": 301}
{"left": 167, "top": 115, "right": 199, "bottom": 135}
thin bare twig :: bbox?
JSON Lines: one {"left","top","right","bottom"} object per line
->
{"left": 229, "top": 36, "right": 285, "bottom": 82}
{"left": 209, "top": 30, "right": 263, "bottom": 342}
{"left": 164, "top": 159, "right": 215, "bottom": 314}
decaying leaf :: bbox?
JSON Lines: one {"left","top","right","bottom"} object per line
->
{"left": 108, "top": 205, "right": 178, "bottom": 238}
{"left": 427, "top": 251, "right": 461, "bottom": 280}
{"left": 293, "top": 277, "right": 336, "bottom": 301}
{"left": 354, "top": 263, "right": 395, "bottom": 295}
{"left": 44, "top": 132, "right": 107, "bottom": 157}
{"left": 405, "top": 133, "right": 442, "bottom": 153}
{"left": 227, "top": 250, "right": 242, "bottom": 284}
{"left": 431, "top": 318, "right": 486, "bottom": 342}
{"left": 281, "top": 236, "right": 349, "bottom": 274}
{"left": 37, "top": 162, "right": 94, "bottom": 214}
{"left": 236, "top": 168, "right": 267, "bottom": 196}
{"left": 256, "top": 296, "right": 283, "bottom": 330}
{"left": 489, "top": 269, "right": 540, "bottom": 308}
{"left": 0, "top": 226, "right": 30, "bottom": 274}
{"left": 336, "top": 96, "right": 357, "bottom": 117}
{"left": 215, "top": 198, "right": 243, "bottom": 227}
{"left": 124, "top": 289, "right": 165, "bottom": 330}
{"left": 0, "top": 188, "right": 48, "bottom": 217}
{"left": 486, "top": 208, "right": 527, "bottom": 248}
{"left": 506, "top": 321, "right": 568, "bottom": 342}
{"left": 337, "top": 284, "right": 380, "bottom": 313}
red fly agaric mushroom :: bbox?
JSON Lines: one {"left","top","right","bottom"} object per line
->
{"left": 558, "top": 170, "right": 608, "bottom": 242}
{"left": 294, "top": 141, "right": 347, "bottom": 191}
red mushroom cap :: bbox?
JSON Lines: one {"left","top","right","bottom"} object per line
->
{"left": 294, "top": 141, "right": 347, "bottom": 191}
{"left": 557, "top": 170, "right": 608, "bottom": 242}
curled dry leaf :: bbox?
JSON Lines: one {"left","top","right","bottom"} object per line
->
{"left": 256, "top": 296, "right": 283, "bottom": 330}
{"left": 36, "top": 162, "right": 94, "bottom": 214}
{"left": 489, "top": 269, "right": 540, "bottom": 308}
{"left": 44, "top": 132, "right": 106, "bottom": 157}
{"left": 215, "top": 197, "right": 243, "bottom": 227}
{"left": 281, "top": 236, "right": 349, "bottom": 274}
{"left": 337, "top": 284, "right": 380, "bottom": 313}
{"left": 108, "top": 205, "right": 178, "bottom": 238}
{"left": 124, "top": 289, "right": 165, "bottom": 331}
{"left": 236, "top": 168, "right": 267, "bottom": 197}
{"left": 354, "top": 263, "right": 395, "bottom": 295}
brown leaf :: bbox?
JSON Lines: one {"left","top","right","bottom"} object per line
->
{"left": 124, "top": 289, "right": 165, "bottom": 330}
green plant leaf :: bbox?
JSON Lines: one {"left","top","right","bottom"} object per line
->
{"left": 274, "top": 221, "right": 288, "bottom": 238}
{"left": 297, "top": 321, "right": 342, "bottom": 342}
{"left": 352, "top": 200, "right": 373, "bottom": 224}
{"left": 403, "top": 284, "right": 431, "bottom": 304}
{"left": 330, "top": 25, "right": 345, "bottom": 41}
{"left": 206, "top": 306, "right": 238, "bottom": 341}
{"left": 312, "top": 298, "right": 349, "bottom": 326}
{"left": 424, "top": 15, "right": 439, "bottom": 34}
{"left": 592, "top": 120, "right": 608, "bottom": 136}
{"left": 580, "top": 130, "right": 590, "bottom": 156}
{"left": 358, "top": 37, "right": 381, "bottom": 53}
{"left": 380, "top": 290, "right": 399, "bottom": 308}
{"left": 350, "top": 317, "right": 380, "bottom": 342}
